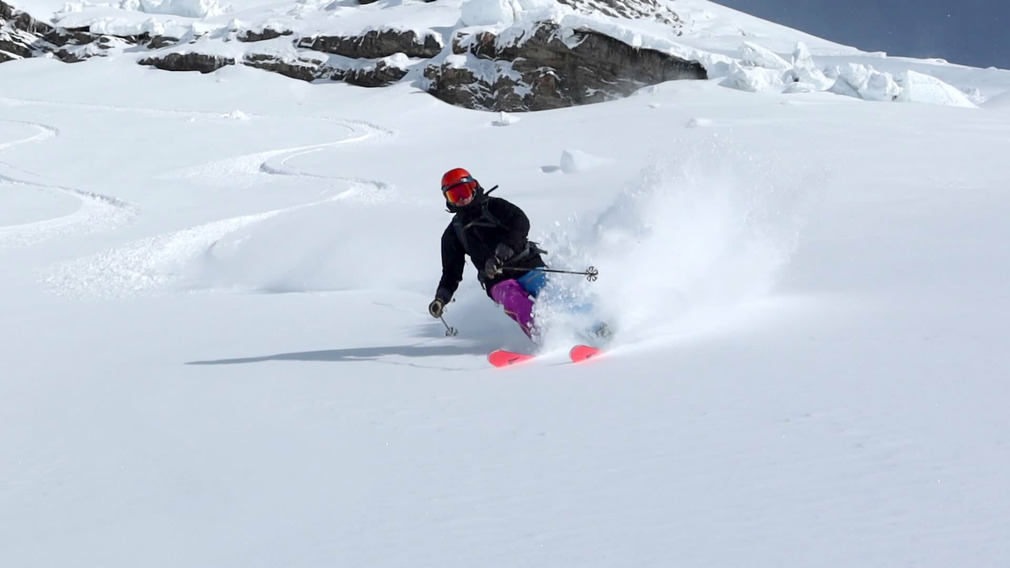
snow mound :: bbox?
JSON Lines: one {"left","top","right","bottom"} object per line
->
{"left": 782, "top": 81, "right": 819, "bottom": 94}
{"left": 83, "top": 16, "right": 167, "bottom": 36}
{"left": 118, "top": 0, "right": 227, "bottom": 18}
{"left": 720, "top": 63, "right": 784, "bottom": 93}
{"left": 983, "top": 90, "right": 1010, "bottom": 110}
{"left": 491, "top": 111, "right": 521, "bottom": 126}
{"left": 827, "top": 64, "right": 900, "bottom": 102}
{"left": 460, "top": 0, "right": 563, "bottom": 27}
{"left": 559, "top": 149, "right": 610, "bottom": 174}
{"left": 156, "top": 0, "right": 224, "bottom": 18}
{"left": 740, "top": 41, "right": 791, "bottom": 71}
{"left": 686, "top": 118, "right": 714, "bottom": 128}
{"left": 895, "top": 70, "right": 979, "bottom": 108}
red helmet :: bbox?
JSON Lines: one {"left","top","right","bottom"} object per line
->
{"left": 441, "top": 167, "right": 479, "bottom": 206}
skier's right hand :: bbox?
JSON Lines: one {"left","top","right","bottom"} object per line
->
{"left": 428, "top": 298, "right": 445, "bottom": 319}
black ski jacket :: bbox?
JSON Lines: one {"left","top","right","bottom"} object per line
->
{"left": 436, "top": 195, "right": 546, "bottom": 301}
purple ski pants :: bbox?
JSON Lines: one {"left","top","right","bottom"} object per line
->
{"left": 490, "top": 279, "right": 536, "bottom": 339}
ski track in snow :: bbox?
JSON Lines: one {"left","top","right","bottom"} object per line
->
{"left": 0, "top": 95, "right": 273, "bottom": 120}
{"left": 43, "top": 198, "right": 328, "bottom": 298}
{"left": 41, "top": 118, "right": 396, "bottom": 298}
{"left": 168, "top": 117, "right": 395, "bottom": 186}
{"left": 0, "top": 120, "right": 138, "bottom": 249}
{"left": 0, "top": 119, "right": 58, "bottom": 151}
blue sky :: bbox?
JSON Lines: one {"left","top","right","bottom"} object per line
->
{"left": 713, "top": 0, "right": 1009, "bottom": 69}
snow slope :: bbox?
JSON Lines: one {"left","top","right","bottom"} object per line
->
{"left": 2, "top": 1, "right": 1010, "bottom": 566}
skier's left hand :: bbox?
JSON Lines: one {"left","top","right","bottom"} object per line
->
{"left": 493, "top": 243, "right": 514, "bottom": 262}
{"left": 483, "top": 255, "right": 504, "bottom": 279}
{"left": 483, "top": 243, "right": 513, "bottom": 279}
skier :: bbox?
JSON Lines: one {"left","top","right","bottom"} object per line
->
{"left": 428, "top": 167, "right": 548, "bottom": 340}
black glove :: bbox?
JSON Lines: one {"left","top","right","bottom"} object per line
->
{"left": 428, "top": 298, "right": 445, "bottom": 319}
{"left": 483, "top": 256, "right": 504, "bottom": 279}
{"left": 493, "top": 243, "right": 515, "bottom": 262}
{"left": 483, "top": 243, "right": 514, "bottom": 279}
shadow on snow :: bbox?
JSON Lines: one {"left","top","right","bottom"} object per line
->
{"left": 186, "top": 343, "right": 482, "bottom": 365}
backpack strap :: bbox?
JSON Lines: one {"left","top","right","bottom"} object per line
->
{"left": 452, "top": 188, "right": 506, "bottom": 253}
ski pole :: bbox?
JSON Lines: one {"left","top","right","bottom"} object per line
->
{"left": 440, "top": 315, "right": 458, "bottom": 337}
{"left": 504, "top": 266, "right": 599, "bottom": 282}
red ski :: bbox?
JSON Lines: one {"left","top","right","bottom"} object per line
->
{"left": 488, "top": 349, "right": 535, "bottom": 367}
{"left": 489, "top": 345, "right": 603, "bottom": 367}
{"left": 569, "top": 344, "right": 602, "bottom": 363}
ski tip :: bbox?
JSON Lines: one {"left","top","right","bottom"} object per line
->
{"left": 488, "top": 349, "right": 535, "bottom": 368}
{"left": 569, "top": 344, "right": 601, "bottom": 363}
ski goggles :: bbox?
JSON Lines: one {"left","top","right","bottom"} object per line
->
{"left": 442, "top": 177, "right": 477, "bottom": 204}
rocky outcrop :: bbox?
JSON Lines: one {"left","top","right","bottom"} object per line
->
{"left": 342, "top": 59, "right": 409, "bottom": 87}
{"left": 2, "top": 0, "right": 58, "bottom": 60}
{"left": 138, "top": 52, "right": 235, "bottom": 73}
{"left": 425, "top": 23, "right": 707, "bottom": 111}
{"left": 239, "top": 52, "right": 409, "bottom": 86}
{"left": 147, "top": 35, "right": 179, "bottom": 49}
{"left": 3, "top": 0, "right": 708, "bottom": 112}
{"left": 1, "top": 1, "right": 143, "bottom": 63}
{"left": 244, "top": 53, "right": 327, "bottom": 82}
{"left": 237, "top": 27, "right": 293, "bottom": 43}
{"left": 298, "top": 28, "right": 442, "bottom": 59}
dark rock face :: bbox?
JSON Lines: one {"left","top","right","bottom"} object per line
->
{"left": 138, "top": 52, "right": 235, "bottom": 73}
{"left": 239, "top": 53, "right": 408, "bottom": 86}
{"left": 343, "top": 59, "right": 409, "bottom": 87}
{"left": 147, "top": 35, "right": 180, "bottom": 50}
{"left": 244, "top": 53, "right": 326, "bottom": 82}
{"left": 298, "top": 28, "right": 442, "bottom": 59}
{"left": 425, "top": 23, "right": 707, "bottom": 111}
{"left": 237, "top": 28, "right": 293, "bottom": 43}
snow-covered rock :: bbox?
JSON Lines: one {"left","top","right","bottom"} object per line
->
{"left": 492, "top": 111, "right": 521, "bottom": 126}
{"left": 139, "top": 51, "right": 235, "bottom": 73}
{"left": 426, "top": 22, "right": 706, "bottom": 111}
{"left": 8, "top": 0, "right": 986, "bottom": 113}
{"left": 297, "top": 28, "right": 443, "bottom": 60}
{"left": 686, "top": 117, "right": 714, "bottom": 128}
